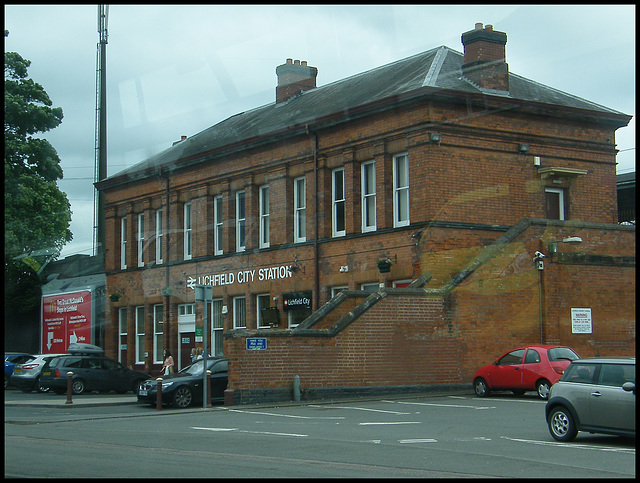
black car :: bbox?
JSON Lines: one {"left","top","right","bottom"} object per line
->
{"left": 137, "top": 357, "right": 228, "bottom": 409}
{"left": 39, "top": 343, "right": 151, "bottom": 395}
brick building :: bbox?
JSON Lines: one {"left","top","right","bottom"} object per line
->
{"left": 97, "top": 24, "right": 634, "bottom": 403}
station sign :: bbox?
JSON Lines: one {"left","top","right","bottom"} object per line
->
{"left": 283, "top": 291, "right": 312, "bottom": 311}
{"left": 41, "top": 290, "right": 93, "bottom": 354}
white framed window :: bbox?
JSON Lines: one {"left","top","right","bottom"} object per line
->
{"left": 155, "top": 209, "right": 163, "bottom": 264}
{"left": 233, "top": 296, "right": 246, "bottom": 329}
{"left": 137, "top": 213, "right": 145, "bottom": 267}
{"left": 331, "top": 286, "right": 348, "bottom": 298}
{"left": 236, "top": 191, "right": 246, "bottom": 252}
{"left": 184, "top": 202, "right": 192, "bottom": 260}
{"left": 259, "top": 185, "right": 270, "bottom": 249}
{"left": 361, "top": 282, "right": 380, "bottom": 292}
{"left": 210, "top": 299, "right": 224, "bottom": 356}
{"left": 153, "top": 304, "right": 163, "bottom": 363}
{"left": 256, "top": 293, "right": 271, "bottom": 328}
{"left": 120, "top": 217, "right": 127, "bottom": 270}
{"left": 135, "top": 306, "right": 145, "bottom": 364}
{"left": 118, "top": 307, "right": 127, "bottom": 364}
{"left": 214, "top": 195, "right": 223, "bottom": 256}
{"left": 393, "top": 153, "right": 410, "bottom": 227}
{"left": 294, "top": 176, "right": 306, "bottom": 243}
{"left": 361, "top": 161, "right": 376, "bottom": 232}
{"left": 545, "top": 187, "right": 565, "bottom": 220}
{"left": 332, "top": 168, "right": 346, "bottom": 237}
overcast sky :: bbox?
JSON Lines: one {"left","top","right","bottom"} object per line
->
{"left": 4, "top": 4, "right": 636, "bottom": 259}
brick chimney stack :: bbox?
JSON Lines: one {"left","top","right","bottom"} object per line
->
{"left": 276, "top": 58, "right": 318, "bottom": 104}
{"left": 461, "top": 23, "right": 509, "bottom": 92}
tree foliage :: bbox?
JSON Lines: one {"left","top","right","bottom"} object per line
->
{"left": 4, "top": 30, "right": 72, "bottom": 263}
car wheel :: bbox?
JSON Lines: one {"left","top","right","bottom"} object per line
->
{"left": 172, "top": 386, "right": 193, "bottom": 408}
{"left": 132, "top": 379, "right": 145, "bottom": 394}
{"left": 473, "top": 378, "right": 490, "bottom": 397}
{"left": 71, "top": 379, "right": 86, "bottom": 395}
{"left": 36, "top": 377, "right": 50, "bottom": 393}
{"left": 548, "top": 406, "right": 578, "bottom": 442}
{"left": 536, "top": 380, "right": 551, "bottom": 399}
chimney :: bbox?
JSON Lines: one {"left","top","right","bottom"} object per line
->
{"left": 276, "top": 58, "right": 318, "bottom": 104}
{"left": 461, "top": 23, "right": 509, "bottom": 92}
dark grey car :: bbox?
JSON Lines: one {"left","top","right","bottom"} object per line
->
{"left": 545, "top": 357, "right": 635, "bottom": 442}
{"left": 40, "top": 344, "right": 151, "bottom": 395}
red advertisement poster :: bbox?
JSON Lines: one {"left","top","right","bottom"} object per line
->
{"left": 41, "top": 291, "right": 93, "bottom": 354}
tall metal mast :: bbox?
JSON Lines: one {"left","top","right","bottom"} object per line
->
{"left": 93, "top": 4, "right": 108, "bottom": 260}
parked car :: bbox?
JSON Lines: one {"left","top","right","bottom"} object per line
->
{"left": 39, "top": 343, "right": 151, "bottom": 395}
{"left": 546, "top": 357, "right": 635, "bottom": 442}
{"left": 4, "top": 353, "right": 34, "bottom": 389}
{"left": 473, "top": 345, "right": 579, "bottom": 399}
{"left": 137, "top": 357, "right": 228, "bottom": 409}
{"left": 10, "top": 353, "right": 66, "bottom": 393}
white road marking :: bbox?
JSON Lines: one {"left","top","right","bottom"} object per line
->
{"left": 396, "top": 401, "right": 495, "bottom": 410}
{"left": 192, "top": 427, "right": 307, "bottom": 437}
{"left": 502, "top": 436, "right": 635, "bottom": 454}
{"left": 359, "top": 421, "right": 421, "bottom": 425}
{"left": 228, "top": 409, "right": 344, "bottom": 420}
{"left": 311, "top": 404, "right": 410, "bottom": 415}
{"left": 399, "top": 438, "right": 438, "bottom": 444}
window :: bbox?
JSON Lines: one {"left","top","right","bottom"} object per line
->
{"left": 178, "top": 304, "right": 194, "bottom": 317}
{"left": 135, "top": 306, "right": 145, "bottom": 364}
{"left": 118, "top": 307, "right": 127, "bottom": 364}
{"left": 393, "top": 153, "right": 409, "bottom": 227}
{"left": 498, "top": 349, "right": 525, "bottom": 365}
{"left": 153, "top": 304, "right": 163, "bottom": 364}
{"left": 294, "top": 177, "right": 306, "bottom": 243}
{"left": 184, "top": 202, "right": 192, "bottom": 260}
{"left": 361, "top": 282, "right": 379, "bottom": 293}
{"left": 120, "top": 217, "right": 127, "bottom": 269}
{"left": 332, "top": 168, "right": 346, "bottom": 237}
{"left": 214, "top": 195, "right": 223, "bottom": 256}
{"left": 155, "top": 209, "right": 163, "bottom": 264}
{"left": 524, "top": 349, "right": 541, "bottom": 364}
{"left": 236, "top": 191, "right": 245, "bottom": 252}
{"left": 361, "top": 161, "right": 376, "bottom": 232}
{"left": 331, "top": 286, "right": 348, "bottom": 298}
{"left": 545, "top": 187, "right": 565, "bottom": 220}
{"left": 259, "top": 185, "right": 270, "bottom": 248}
{"left": 137, "top": 213, "right": 145, "bottom": 267}
{"left": 233, "top": 296, "right": 246, "bottom": 329}
{"left": 256, "top": 293, "right": 271, "bottom": 328}
{"left": 211, "top": 299, "right": 223, "bottom": 356}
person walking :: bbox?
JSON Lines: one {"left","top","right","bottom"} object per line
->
{"left": 161, "top": 349, "right": 174, "bottom": 376}
{"left": 190, "top": 348, "right": 197, "bottom": 363}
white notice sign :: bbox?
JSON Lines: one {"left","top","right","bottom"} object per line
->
{"left": 571, "top": 308, "right": 592, "bottom": 334}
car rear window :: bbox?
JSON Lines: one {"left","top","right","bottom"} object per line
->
{"left": 561, "top": 362, "right": 597, "bottom": 383}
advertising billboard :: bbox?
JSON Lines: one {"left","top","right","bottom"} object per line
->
{"left": 41, "top": 290, "right": 93, "bottom": 354}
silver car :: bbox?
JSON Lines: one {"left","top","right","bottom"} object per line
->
{"left": 545, "top": 357, "right": 635, "bottom": 442}
{"left": 10, "top": 354, "right": 66, "bottom": 393}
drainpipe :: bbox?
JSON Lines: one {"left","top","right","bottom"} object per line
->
{"left": 309, "top": 126, "right": 319, "bottom": 311}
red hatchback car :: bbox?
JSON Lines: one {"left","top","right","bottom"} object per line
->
{"left": 472, "top": 345, "right": 579, "bottom": 399}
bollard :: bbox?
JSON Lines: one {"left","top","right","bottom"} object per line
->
{"left": 224, "top": 389, "right": 234, "bottom": 406}
{"left": 293, "top": 375, "right": 301, "bottom": 402}
{"left": 156, "top": 377, "right": 163, "bottom": 411}
{"left": 65, "top": 371, "right": 74, "bottom": 404}
{"left": 206, "top": 370, "right": 212, "bottom": 408}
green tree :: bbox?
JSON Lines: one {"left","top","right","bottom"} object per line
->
{"left": 4, "top": 30, "right": 72, "bottom": 264}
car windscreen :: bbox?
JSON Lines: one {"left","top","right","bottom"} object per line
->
{"left": 548, "top": 347, "right": 579, "bottom": 362}
{"left": 180, "top": 359, "right": 222, "bottom": 376}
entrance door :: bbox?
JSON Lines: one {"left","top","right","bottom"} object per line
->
{"left": 180, "top": 333, "right": 194, "bottom": 370}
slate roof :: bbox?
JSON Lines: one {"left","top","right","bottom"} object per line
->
{"left": 100, "top": 46, "right": 630, "bottom": 187}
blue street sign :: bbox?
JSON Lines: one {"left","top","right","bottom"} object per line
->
{"left": 246, "top": 338, "right": 267, "bottom": 350}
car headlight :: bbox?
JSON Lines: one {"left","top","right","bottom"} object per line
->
{"left": 161, "top": 381, "right": 174, "bottom": 389}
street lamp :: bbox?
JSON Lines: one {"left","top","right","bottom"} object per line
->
{"left": 548, "top": 236, "right": 583, "bottom": 255}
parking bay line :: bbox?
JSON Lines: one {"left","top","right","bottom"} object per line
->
{"left": 192, "top": 427, "right": 308, "bottom": 438}
{"left": 310, "top": 405, "right": 410, "bottom": 415}
{"left": 227, "top": 409, "right": 345, "bottom": 420}
{"left": 391, "top": 401, "right": 495, "bottom": 410}
{"left": 502, "top": 436, "right": 636, "bottom": 454}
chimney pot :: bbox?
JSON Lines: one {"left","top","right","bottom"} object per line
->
{"left": 475, "top": 22, "right": 483, "bottom": 29}
{"left": 275, "top": 58, "right": 318, "bottom": 104}
{"left": 485, "top": 24, "right": 493, "bottom": 31}
{"left": 294, "top": 59, "right": 300, "bottom": 65}
{"left": 286, "top": 58, "right": 293, "bottom": 64}
{"left": 461, "top": 23, "right": 509, "bottom": 92}
{"left": 301, "top": 61, "right": 307, "bottom": 66}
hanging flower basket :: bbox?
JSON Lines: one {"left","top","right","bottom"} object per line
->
{"left": 109, "top": 292, "right": 121, "bottom": 302}
{"left": 377, "top": 257, "right": 393, "bottom": 273}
